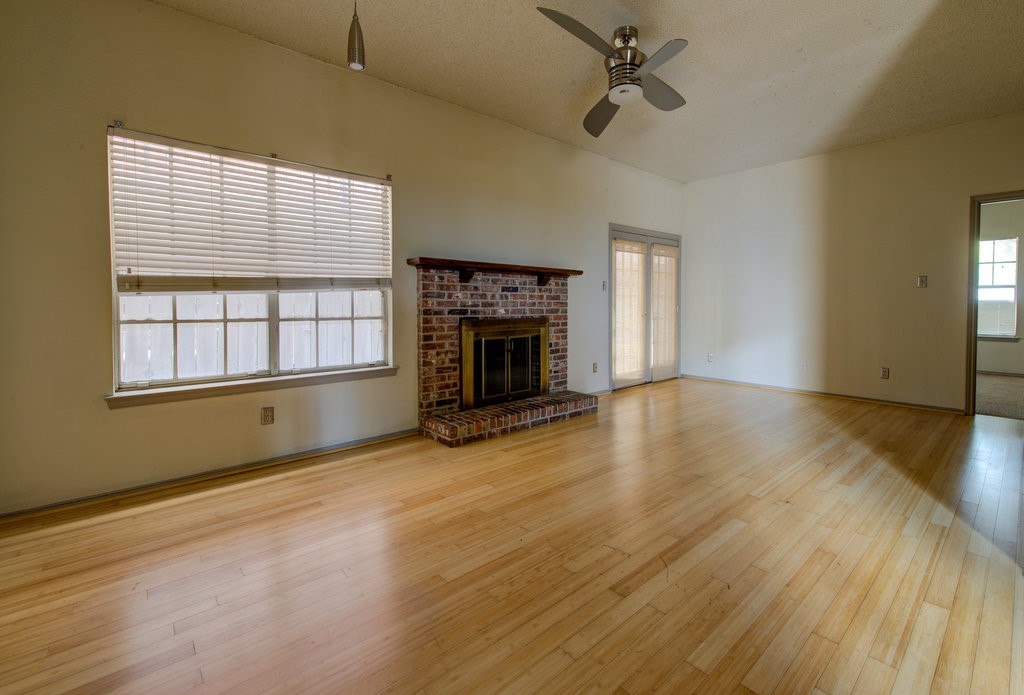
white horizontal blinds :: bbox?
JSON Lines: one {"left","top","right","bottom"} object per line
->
{"left": 109, "top": 129, "right": 392, "bottom": 293}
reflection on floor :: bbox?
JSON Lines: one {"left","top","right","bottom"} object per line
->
{"left": 976, "top": 372, "right": 1024, "bottom": 420}
{"left": 1, "top": 378, "right": 1021, "bottom": 692}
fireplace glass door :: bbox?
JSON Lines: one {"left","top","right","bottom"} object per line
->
{"left": 461, "top": 318, "right": 548, "bottom": 409}
{"left": 477, "top": 334, "right": 538, "bottom": 404}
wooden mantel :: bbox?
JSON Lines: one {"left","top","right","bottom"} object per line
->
{"left": 406, "top": 257, "right": 583, "bottom": 286}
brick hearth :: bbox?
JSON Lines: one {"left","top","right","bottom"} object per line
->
{"left": 421, "top": 391, "right": 597, "bottom": 447}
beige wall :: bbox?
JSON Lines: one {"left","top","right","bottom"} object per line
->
{"left": 977, "top": 199, "right": 1024, "bottom": 373}
{"left": 681, "top": 111, "right": 1024, "bottom": 407}
{"left": 0, "top": 0, "right": 685, "bottom": 513}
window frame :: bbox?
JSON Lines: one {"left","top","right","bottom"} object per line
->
{"left": 106, "top": 128, "right": 395, "bottom": 406}
{"left": 977, "top": 237, "right": 1019, "bottom": 339}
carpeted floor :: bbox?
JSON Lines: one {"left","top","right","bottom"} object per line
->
{"left": 975, "top": 372, "right": 1024, "bottom": 420}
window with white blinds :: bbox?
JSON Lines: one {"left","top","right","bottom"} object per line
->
{"left": 107, "top": 128, "right": 394, "bottom": 394}
{"left": 108, "top": 128, "right": 391, "bottom": 293}
{"left": 978, "top": 238, "right": 1018, "bottom": 338}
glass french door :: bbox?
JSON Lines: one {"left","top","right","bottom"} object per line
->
{"left": 611, "top": 233, "right": 679, "bottom": 389}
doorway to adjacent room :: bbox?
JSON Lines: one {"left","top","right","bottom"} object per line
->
{"left": 968, "top": 191, "right": 1024, "bottom": 418}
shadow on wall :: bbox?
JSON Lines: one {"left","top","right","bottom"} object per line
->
{"left": 813, "top": 0, "right": 1024, "bottom": 583}
{"left": 818, "top": 0, "right": 1024, "bottom": 409}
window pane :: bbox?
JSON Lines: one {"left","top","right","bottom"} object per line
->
{"left": 993, "top": 238, "right": 1017, "bottom": 263}
{"left": 119, "top": 295, "right": 172, "bottom": 321}
{"left": 280, "top": 320, "right": 315, "bottom": 370}
{"left": 651, "top": 248, "right": 678, "bottom": 374}
{"left": 226, "top": 294, "right": 268, "bottom": 319}
{"left": 177, "top": 323, "right": 224, "bottom": 378}
{"left": 353, "top": 319, "right": 384, "bottom": 364}
{"left": 318, "top": 291, "right": 351, "bottom": 318}
{"left": 979, "top": 298, "right": 1017, "bottom": 336}
{"left": 613, "top": 243, "right": 647, "bottom": 383}
{"left": 353, "top": 290, "right": 383, "bottom": 317}
{"left": 980, "top": 240, "right": 994, "bottom": 263}
{"left": 120, "top": 324, "right": 173, "bottom": 382}
{"left": 993, "top": 262, "right": 1016, "bottom": 286}
{"left": 979, "top": 264, "right": 994, "bottom": 287}
{"left": 280, "top": 292, "right": 316, "bottom": 318}
{"left": 177, "top": 295, "right": 223, "bottom": 320}
{"left": 227, "top": 322, "right": 269, "bottom": 374}
{"left": 318, "top": 320, "right": 352, "bottom": 367}
{"left": 980, "top": 287, "right": 1015, "bottom": 302}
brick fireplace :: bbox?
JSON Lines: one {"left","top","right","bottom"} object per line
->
{"left": 408, "top": 257, "right": 597, "bottom": 446}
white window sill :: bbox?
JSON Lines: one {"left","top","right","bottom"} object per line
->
{"left": 105, "top": 365, "right": 399, "bottom": 408}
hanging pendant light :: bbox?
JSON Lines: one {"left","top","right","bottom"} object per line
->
{"left": 347, "top": 1, "right": 365, "bottom": 71}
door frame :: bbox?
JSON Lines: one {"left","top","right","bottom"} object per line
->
{"left": 608, "top": 223, "right": 682, "bottom": 391}
{"left": 966, "top": 189, "right": 1024, "bottom": 415}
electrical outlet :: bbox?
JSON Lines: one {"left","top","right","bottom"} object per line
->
{"left": 260, "top": 406, "right": 275, "bottom": 425}
{"left": 880, "top": 367, "right": 890, "bottom": 380}
{"left": 916, "top": 275, "right": 928, "bottom": 288}
{"left": 706, "top": 353, "right": 714, "bottom": 363}
{"left": 592, "top": 362, "right": 598, "bottom": 373}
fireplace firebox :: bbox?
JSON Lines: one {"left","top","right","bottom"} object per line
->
{"left": 461, "top": 318, "right": 548, "bottom": 409}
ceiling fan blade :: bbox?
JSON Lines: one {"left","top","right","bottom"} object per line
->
{"left": 643, "top": 74, "right": 686, "bottom": 111}
{"left": 537, "top": 7, "right": 617, "bottom": 58}
{"left": 635, "top": 38, "right": 687, "bottom": 79}
{"left": 583, "top": 94, "right": 620, "bottom": 137}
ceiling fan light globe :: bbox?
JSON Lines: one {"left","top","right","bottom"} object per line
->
{"left": 609, "top": 83, "right": 643, "bottom": 105}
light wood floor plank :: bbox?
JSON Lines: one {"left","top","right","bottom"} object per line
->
{"left": 971, "top": 549, "right": 1016, "bottom": 694}
{"left": 851, "top": 656, "right": 897, "bottom": 695}
{"left": 890, "top": 601, "right": 949, "bottom": 693}
{"left": 870, "top": 522, "right": 948, "bottom": 668}
{"left": 0, "top": 379, "right": 1020, "bottom": 694}
{"left": 932, "top": 551, "right": 988, "bottom": 690}
{"left": 1011, "top": 566, "right": 1024, "bottom": 695}
{"left": 771, "top": 632, "right": 837, "bottom": 695}
{"left": 742, "top": 532, "right": 871, "bottom": 693}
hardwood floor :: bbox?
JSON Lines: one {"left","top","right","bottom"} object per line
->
{"left": 1, "top": 378, "right": 1022, "bottom": 694}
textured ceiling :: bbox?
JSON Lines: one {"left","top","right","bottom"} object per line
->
{"left": 149, "top": 0, "right": 1024, "bottom": 183}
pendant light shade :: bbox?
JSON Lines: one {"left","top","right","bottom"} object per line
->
{"left": 347, "top": 2, "right": 365, "bottom": 71}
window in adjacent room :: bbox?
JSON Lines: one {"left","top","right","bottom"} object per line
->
{"left": 108, "top": 128, "right": 393, "bottom": 393}
{"left": 978, "top": 237, "right": 1018, "bottom": 338}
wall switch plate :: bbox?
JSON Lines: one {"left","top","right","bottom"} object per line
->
{"left": 916, "top": 275, "right": 928, "bottom": 288}
{"left": 880, "top": 367, "right": 890, "bottom": 379}
{"left": 261, "top": 406, "right": 275, "bottom": 425}
{"left": 592, "top": 362, "right": 598, "bottom": 373}
{"left": 707, "top": 353, "right": 714, "bottom": 363}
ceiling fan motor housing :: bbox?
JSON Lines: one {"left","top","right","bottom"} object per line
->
{"left": 605, "top": 40, "right": 646, "bottom": 104}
